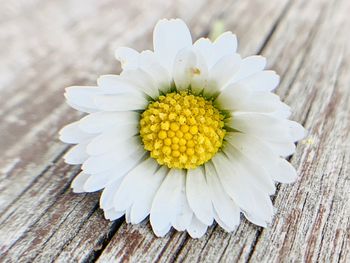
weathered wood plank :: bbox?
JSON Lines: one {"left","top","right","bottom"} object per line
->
{"left": 246, "top": 0, "right": 350, "bottom": 261}
{"left": 0, "top": 0, "right": 117, "bottom": 213}
{"left": 0, "top": 0, "right": 349, "bottom": 262}
{"left": 0, "top": 0, "right": 223, "bottom": 260}
{"left": 0, "top": 0, "right": 172, "bottom": 214}
{"left": 172, "top": 0, "right": 350, "bottom": 262}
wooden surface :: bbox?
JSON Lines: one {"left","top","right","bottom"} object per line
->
{"left": 0, "top": 0, "right": 349, "bottom": 262}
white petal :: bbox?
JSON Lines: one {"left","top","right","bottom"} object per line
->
{"left": 116, "top": 49, "right": 172, "bottom": 94}
{"left": 86, "top": 124, "right": 138, "bottom": 156}
{"left": 137, "top": 51, "right": 172, "bottom": 93}
{"left": 230, "top": 55, "right": 266, "bottom": 83}
{"left": 172, "top": 47, "right": 209, "bottom": 94}
{"left": 210, "top": 53, "right": 241, "bottom": 89}
{"left": 193, "top": 32, "right": 237, "bottom": 69}
{"left": 113, "top": 158, "right": 159, "bottom": 213}
{"left": 190, "top": 52, "right": 209, "bottom": 94}
{"left": 169, "top": 168, "right": 193, "bottom": 232}
{"left": 121, "top": 69, "right": 160, "bottom": 99}
{"left": 225, "top": 132, "right": 297, "bottom": 184}
{"left": 267, "top": 141, "right": 296, "bottom": 157}
{"left": 248, "top": 189, "right": 274, "bottom": 225}
{"left": 226, "top": 112, "right": 297, "bottom": 142}
{"left": 66, "top": 100, "right": 97, "bottom": 113}
{"left": 115, "top": 47, "right": 139, "bottom": 70}
{"left": 186, "top": 216, "right": 208, "bottom": 238}
{"left": 289, "top": 121, "right": 306, "bottom": 141}
{"left": 84, "top": 170, "right": 117, "bottom": 192}
{"left": 84, "top": 153, "right": 144, "bottom": 192}
{"left": 193, "top": 38, "right": 213, "bottom": 67}
{"left": 86, "top": 134, "right": 140, "bottom": 156}
{"left": 150, "top": 169, "right": 185, "bottom": 235}
{"left": 117, "top": 50, "right": 172, "bottom": 96}
{"left": 213, "top": 210, "right": 237, "bottom": 232}
{"left": 153, "top": 224, "right": 172, "bottom": 238}
{"left": 225, "top": 132, "right": 275, "bottom": 158}
{"left": 205, "top": 162, "right": 240, "bottom": 229}
{"left": 212, "top": 152, "right": 274, "bottom": 226}
{"left": 63, "top": 141, "right": 89, "bottom": 164}
{"left": 84, "top": 162, "right": 135, "bottom": 193}
{"left": 104, "top": 208, "right": 125, "bottom": 221}
{"left": 173, "top": 48, "right": 197, "bottom": 91}
{"left": 172, "top": 193, "right": 193, "bottom": 231}
{"left": 218, "top": 84, "right": 290, "bottom": 116}
{"left": 214, "top": 84, "right": 251, "bottom": 111}
{"left": 212, "top": 153, "right": 254, "bottom": 211}
{"left": 153, "top": 19, "right": 192, "bottom": 73}
{"left": 130, "top": 166, "right": 168, "bottom": 224}
{"left": 271, "top": 108, "right": 292, "bottom": 119}
{"left": 100, "top": 179, "right": 123, "bottom": 210}
{"left": 239, "top": 70, "right": 279, "bottom": 91}
{"left": 83, "top": 139, "right": 144, "bottom": 174}
{"left": 238, "top": 92, "right": 290, "bottom": 115}
{"left": 213, "top": 32, "right": 238, "bottom": 57}
{"left": 78, "top": 111, "right": 139, "bottom": 134}
{"left": 97, "top": 75, "right": 143, "bottom": 94}
{"left": 59, "top": 121, "right": 94, "bottom": 144}
{"left": 94, "top": 94, "right": 148, "bottom": 111}
{"left": 186, "top": 167, "right": 213, "bottom": 225}
{"left": 212, "top": 152, "right": 274, "bottom": 221}
{"left": 65, "top": 86, "right": 100, "bottom": 110}
{"left": 243, "top": 211, "right": 268, "bottom": 227}
{"left": 272, "top": 159, "right": 298, "bottom": 183}
{"left": 71, "top": 172, "right": 91, "bottom": 193}
{"left": 223, "top": 143, "right": 276, "bottom": 195}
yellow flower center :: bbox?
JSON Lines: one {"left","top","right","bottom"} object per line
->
{"left": 140, "top": 91, "right": 226, "bottom": 169}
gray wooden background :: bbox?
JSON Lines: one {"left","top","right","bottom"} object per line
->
{"left": 0, "top": 0, "right": 349, "bottom": 262}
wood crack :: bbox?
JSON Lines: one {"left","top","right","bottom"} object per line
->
{"left": 30, "top": 199, "right": 97, "bottom": 261}
{"left": 315, "top": 153, "right": 347, "bottom": 262}
{"left": 53, "top": 203, "right": 101, "bottom": 261}
{"left": 0, "top": 172, "right": 83, "bottom": 258}
{"left": 217, "top": 235, "right": 232, "bottom": 263}
{"left": 257, "top": 0, "right": 293, "bottom": 54}
{"left": 336, "top": 217, "right": 349, "bottom": 263}
{"left": 159, "top": 233, "right": 189, "bottom": 263}
{"left": 83, "top": 219, "right": 124, "bottom": 263}
{"left": 0, "top": 146, "right": 71, "bottom": 223}
{"left": 245, "top": 228, "right": 263, "bottom": 263}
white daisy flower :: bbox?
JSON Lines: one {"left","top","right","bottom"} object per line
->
{"left": 59, "top": 18, "right": 305, "bottom": 238}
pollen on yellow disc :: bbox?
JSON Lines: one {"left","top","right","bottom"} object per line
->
{"left": 139, "top": 91, "right": 226, "bottom": 169}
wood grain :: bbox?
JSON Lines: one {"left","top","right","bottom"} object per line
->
{"left": 0, "top": 0, "right": 349, "bottom": 262}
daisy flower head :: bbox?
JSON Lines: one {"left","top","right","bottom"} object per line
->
{"left": 59, "top": 19, "right": 305, "bottom": 238}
